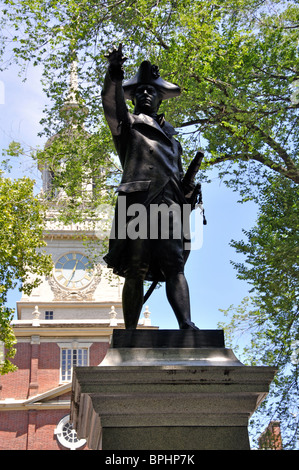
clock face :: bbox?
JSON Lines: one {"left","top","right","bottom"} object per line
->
{"left": 54, "top": 253, "right": 93, "bottom": 290}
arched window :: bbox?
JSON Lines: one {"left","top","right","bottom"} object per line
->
{"left": 54, "top": 414, "right": 86, "bottom": 450}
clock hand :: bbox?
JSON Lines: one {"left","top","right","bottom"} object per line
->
{"left": 72, "top": 259, "right": 79, "bottom": 273}
{"left": 67, "top": 259, "right": 79, "bottom": 284}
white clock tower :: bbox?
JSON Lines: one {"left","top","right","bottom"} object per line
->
{"left": 16, "top": 210, "right": 126, "bottom": 327}
{"left": 17, "top": 60, "right": 127, "bottom": 328}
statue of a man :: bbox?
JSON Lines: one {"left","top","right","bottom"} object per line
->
{"left": 102, "top": 44, "right": 199, "bottom": 330}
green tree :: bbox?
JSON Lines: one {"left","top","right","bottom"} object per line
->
{"left": 219, "top": 176, "right": 299, "bottom": 449}
{"left": 0, "top": 0, "right": 299, "bottom": 445}
{"left": 0, "top": 0, "right": 298, "bottom": 202}
{"left": 0, "top": 172, "right": 53, "bottom": 374}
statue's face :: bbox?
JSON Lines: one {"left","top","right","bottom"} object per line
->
{"left": 133, "top": 84, "right": 161, "bottom": 114}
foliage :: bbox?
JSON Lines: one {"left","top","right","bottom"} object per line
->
{"left": 0, "top": 172, "right": 53, "bottom": 374}
{"left": 220, "top": 298, "right": 299, "bottom": 449}
{"left": 36, "top": 125, "right": 120, "bottom": 223}
{"left": 0, "top": 0, "right": 298, "bottom": 207}
{"left": 218, "top": 177, "right": 299, "bottom": 449}
{"left": 0, "top": 307, "right": 17, "bottom": 374}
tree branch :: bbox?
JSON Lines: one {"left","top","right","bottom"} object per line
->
{"left": 133, "top": 6, "right": 170, "bottom": 50}
{"left": 178, "top": 118, "right": 210, "bottom": 128}
{"left": 206, "top": 150, "right": 299, "bottom": 183}
{"left": 249, "top": 123, "right": 299, "bottom": 178}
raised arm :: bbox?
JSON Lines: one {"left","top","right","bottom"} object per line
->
{"left": 101, "top": 44, "right": 129, "bottom": 136}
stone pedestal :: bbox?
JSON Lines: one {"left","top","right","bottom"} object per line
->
{"left": 71, "top": 330, "right": 277, "bottom": 450}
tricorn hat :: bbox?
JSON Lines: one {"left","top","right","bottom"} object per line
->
{"left": 123, "top": 60, "right": 181, "bottom": 101}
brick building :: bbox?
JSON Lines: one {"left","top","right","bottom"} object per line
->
{"left": 0, "top": 317, "right": 118, "bottom": 450}
{"left": 258, "top": 421, "right": 283, "bottom": 450}
{"left": 0, "top": 202, "right": 125, "bottom": 451}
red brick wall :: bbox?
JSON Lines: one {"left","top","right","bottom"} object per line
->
{"left": 0, "top": 339, "right": 109, "bottom": 450}
{"left": 0, "top": 411, "right": 28, "bottom": 450}
{"left": 36, "top": 343, "right": 61, "bottom": 395}
{"left": 28, "top": 410, "right": 71, "bottom": 450}
{"left": 90, "top": 342, "right": 110, "bottom": 366}
{"left": 0, "top": 410, "right": 80, "bottom": 450}
{"left": 0, "top": 340, "right": 109, "bottom": 400}
{"left": 0, "top": 343, "right": 31, "bottom": 399}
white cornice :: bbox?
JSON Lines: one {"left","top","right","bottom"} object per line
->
{"left": 12, "top": 324, "right": 125, "bottom": 338}
{"left": 12, "top": 321, "right": 157, "bottom": 338}
{"left": 17, "top": 301, "right": 122, "bottom": 308}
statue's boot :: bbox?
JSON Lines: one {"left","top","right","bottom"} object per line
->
{"left": 180, "top": 319, "right": 200, "bottom": 330}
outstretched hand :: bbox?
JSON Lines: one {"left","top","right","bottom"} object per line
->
{"left": 104, "top": 43, "right": 127, "bottom": 67}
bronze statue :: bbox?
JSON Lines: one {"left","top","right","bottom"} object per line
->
{"left": 102, "top": 44, "right": 202, "bottom": 330}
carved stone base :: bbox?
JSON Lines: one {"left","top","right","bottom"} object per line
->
{"left": 71, "top": 330, "right": 277, "bottom": 450}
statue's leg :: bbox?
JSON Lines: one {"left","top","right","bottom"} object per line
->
{"left": 122, "top": 277, "right": 144, "bottom": 329}
{"left": 151, "top": 190, "right": 199, "bottom": 329}
{"left": 165, "top": 272, "right": 199, "bottom": 330}
{"left": 121, "top": 227, "right": 150, "bottom": 329}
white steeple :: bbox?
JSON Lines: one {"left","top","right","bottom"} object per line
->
{"left": 59, "top": 60, "right": 88, "bottom": 124}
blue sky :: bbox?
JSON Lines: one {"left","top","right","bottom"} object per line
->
{"left": 148, "top": 178, "right": 257, "bottom": 330}
{"left": 0, "top": 63, "right": 258, "bottom": 334}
